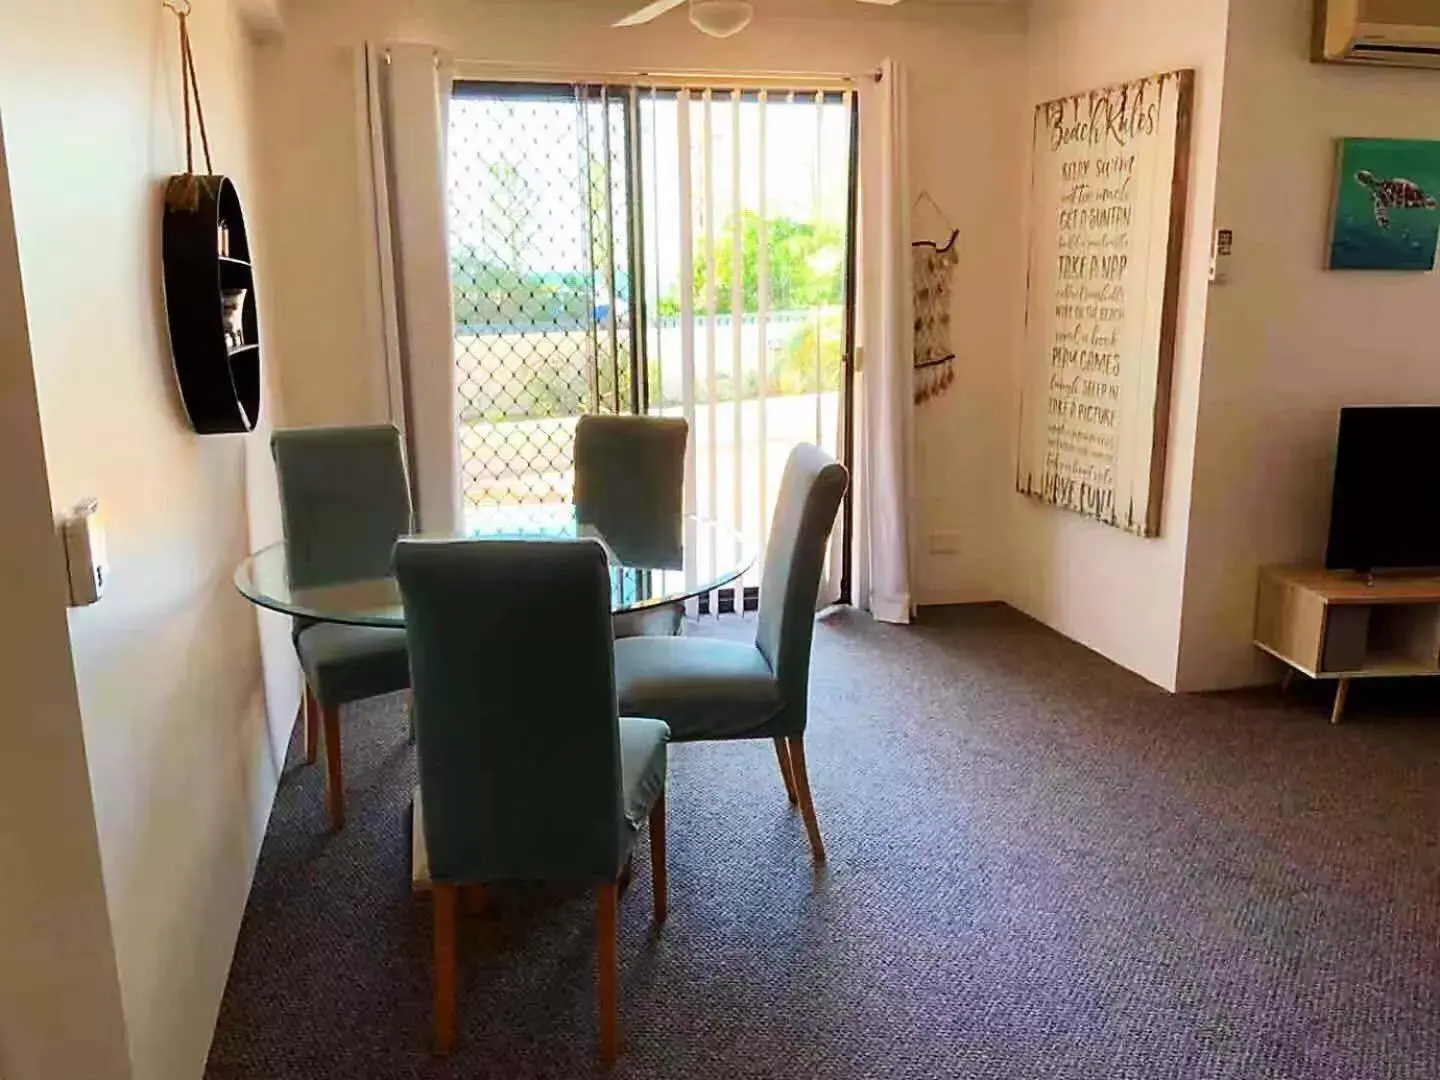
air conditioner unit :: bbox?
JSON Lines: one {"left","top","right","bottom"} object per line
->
{"left": 1314, "top": 0, "right": 1440, "bottom": 68}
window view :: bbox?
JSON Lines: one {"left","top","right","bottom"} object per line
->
{"left": 446, "top": 82, "right": 855, "bottom": 575}
{"left": 448, "top": 85, "right": 635, "bottom": 523}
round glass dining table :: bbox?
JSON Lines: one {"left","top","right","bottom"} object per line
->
{"left": 233, "top": 510, "right": 755, "bottom": 626}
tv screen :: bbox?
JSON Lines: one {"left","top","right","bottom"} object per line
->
{"left": 1325, "top": 405, "right": 1440, "bottom": 573}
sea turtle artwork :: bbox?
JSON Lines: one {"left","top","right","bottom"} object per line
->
{"left": 1354, "top": 169, "right": 1439, "bottom": 229}
{"left": 1328, "top": 138, "right": 1440, "bottom": 271}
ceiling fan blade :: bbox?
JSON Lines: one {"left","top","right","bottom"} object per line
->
{"left": 613, "top": 0, "right": 689, "bottom": 27}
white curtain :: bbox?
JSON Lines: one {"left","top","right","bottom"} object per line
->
{"left": 854, "top": 60, "right": 914, "bottom": 624}
{"left": 358, "top": 42, "right": 460, "bottom": 533}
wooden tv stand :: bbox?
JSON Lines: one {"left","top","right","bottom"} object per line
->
{"left": 1255, "top": 566, "right": 1440, "bottom": 723}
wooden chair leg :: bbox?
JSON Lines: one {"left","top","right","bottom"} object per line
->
{"left": 596, "top": 882, "right": 619, "bottom": 1065}
{"left": 322, "top": 705, "right": 344, "bottom": 829}
{"left": 433, "top": 883, "right": 458, "bottom": 1055}
{"left": 303, "top": 684, "right": 320, "bottom": 766}
{"left": 460, "top": 883, "right": 486, "bottom": 917}
{"left": 785, "top": 736, "right": 826, "bottom": 864}
{"left": 649, "top": 791, "right": 667, "bottom": 924}
{"left": 773, "top": 737, "right": 799, "bottom": 806}
{"left": 293, "top": 698, "right": 308, "bottom": 761}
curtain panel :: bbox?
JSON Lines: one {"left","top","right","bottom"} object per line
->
{"left": 358, "top": 42, "right": 460, "bottom": 533}
{"left": 855, "top": 59, "right": 915, "bottom": 624}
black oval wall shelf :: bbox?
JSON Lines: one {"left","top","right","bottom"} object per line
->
{"left": 162, "top": 174, "right": 261, "bottom": 435}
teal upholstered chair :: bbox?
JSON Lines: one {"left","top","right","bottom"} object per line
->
{"left": 574, "top": 414, "right": 688, "bottom": 564}
{"left": 574, "top": 413, "right": 689, "bottom": 638}
{"left": 612, "top": 443, "right": 847, "bottom": 863}
{"left": 395, "top": 538, "right": 669, "bottom": 1061}
{"left": 272, "top": 425, "right": 413, "bottom": 828}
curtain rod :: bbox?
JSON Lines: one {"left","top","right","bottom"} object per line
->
{"left": 448, "top": 59, "right": 878, "bottom": 90}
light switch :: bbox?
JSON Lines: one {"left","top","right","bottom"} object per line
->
{"left": 1211, "top": 227, "right": 1233, "bottom": 284}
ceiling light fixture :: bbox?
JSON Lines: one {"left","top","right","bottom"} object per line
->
{"left": 690, "top": 0, "right": 754, "bottom": 38}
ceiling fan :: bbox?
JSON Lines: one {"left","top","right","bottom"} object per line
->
{"left": 614, "top": 0, "right": 906, "bottom": 40}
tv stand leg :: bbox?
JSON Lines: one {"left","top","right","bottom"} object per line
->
{"left": 1331, "top": 677, "right": 1351, "bottom": 725}
{"left": 1280, "top": 668, "right": 1295, "bottom": 693}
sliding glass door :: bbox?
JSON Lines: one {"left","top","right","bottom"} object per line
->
{"left": 447, "top": 83, "right": 638, "bottom": 531}
{"left": 444, "top": 79, "right": 857, "bottom": 603}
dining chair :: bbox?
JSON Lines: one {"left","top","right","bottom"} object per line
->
{"left": 395, "top": 537, "right": 669, "bottom": 1062}
{"left": 574, "top": 413, "right": 689, "bottom": 637}
{"left": 271, "top": 424, "right": 413, "bottom": 829}
{"left": 611, "top": 443, "right": 848, "bottom": 863}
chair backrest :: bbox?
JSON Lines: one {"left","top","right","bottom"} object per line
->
{"left": 395, "top": 538, "right": 627, "bottom": 884}
{"left": 755, "top": 444, "right": 849, "bottom": 699}
{"left": 574, "top": 414, "right": 688, "bottom": 567}
{"left": 271, "top": 425, "right": 413, "bottom": 588}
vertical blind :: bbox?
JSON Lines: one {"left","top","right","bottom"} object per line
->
{"left": 639, "top": 86, "right": 852, "bottom": 605}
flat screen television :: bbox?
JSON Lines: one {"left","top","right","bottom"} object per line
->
{"left": 1325, "top": 405, "right": 1440, "bottom": 573}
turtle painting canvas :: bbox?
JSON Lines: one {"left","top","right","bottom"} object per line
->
{"left": 1328, "top": 138, "right": 1440, "bottom": 271}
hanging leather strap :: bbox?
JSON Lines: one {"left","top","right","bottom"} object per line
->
{"left": 167, "top": 0, "right": 213, "bottom": 176}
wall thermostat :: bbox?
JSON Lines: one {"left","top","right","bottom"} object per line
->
{"left": 61, "top": 498, "right": 107, "bottom": 607}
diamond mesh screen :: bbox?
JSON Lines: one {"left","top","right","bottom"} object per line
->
{"left": 448, "top": 86, "right": 635, "bottom": 511}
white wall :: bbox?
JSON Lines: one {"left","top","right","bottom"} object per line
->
{"left": 0, "top": 3, "right": 295, "bottom": 1079}
{"left": 252, "top": 0, "right": 1029, "bottom": 605}
{"left": 1178, "top": 0, "right": 1440, "bottom": 690}
{"left": 0, "top": 114, "right": 134, "bottom": 1080}
{"left": 1009, "top": 0, "right": 1230, "bottom": 690}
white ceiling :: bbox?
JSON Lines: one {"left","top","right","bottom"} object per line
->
{"left": 273, "top": 0, "right": 1026, "bottom": 28}
{"left": 604, "top": 0, "right": 1027, "bottom": 18}
{"left": 673, "top": 0, "right": 1027, "bottom": 8}
{"left": 546, "top": 0, "right": 1025, "bottom": 10}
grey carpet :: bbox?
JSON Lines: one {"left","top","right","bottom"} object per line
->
{"left": 205, "top": 605, "right": 1440, "bottom": 1080}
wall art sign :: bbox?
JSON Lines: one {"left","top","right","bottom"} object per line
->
{"left": 1016, "top": 69, "right": 1194, "bottom": 537}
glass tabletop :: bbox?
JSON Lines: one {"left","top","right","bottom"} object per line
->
{"left": 233, "top": 510, "right": 755, "bottom": 628}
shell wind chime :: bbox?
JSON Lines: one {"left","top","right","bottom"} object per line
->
{"left": 912, "top": 192, "right": 960, "bottom": 405}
